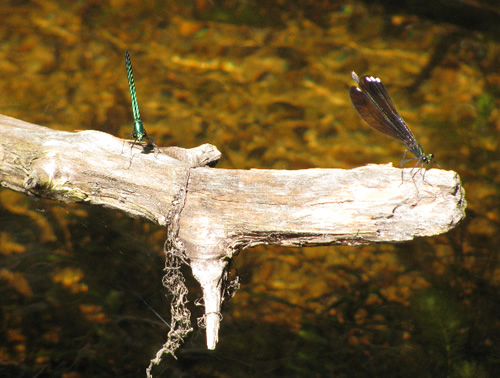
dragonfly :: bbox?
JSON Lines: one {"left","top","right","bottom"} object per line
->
{"left": 124, "top": 50, "right": 157, "bottom": 156}
{"left": 349, "top": 71, "right": 438, "bottom": 183}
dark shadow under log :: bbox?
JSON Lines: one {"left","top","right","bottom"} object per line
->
{"left": 0, "top": 113, "right": 466, "bottom": 351}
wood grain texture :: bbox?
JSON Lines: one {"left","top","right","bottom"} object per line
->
{"left": 180, "top": 165, "right": 465, "bottom": 258}
{"left": 0, "top": 114, "right": 221, "bottom": 226}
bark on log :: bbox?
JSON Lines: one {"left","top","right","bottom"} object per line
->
{"left": 0, "top": 113, "right": 467, "bottom": 350}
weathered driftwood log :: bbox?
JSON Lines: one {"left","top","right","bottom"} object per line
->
{"left": 0, "top": 114, "right": 467, "bottom": 350}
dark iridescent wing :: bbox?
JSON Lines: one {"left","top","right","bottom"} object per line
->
{"left": 350, "top": 72, "right": 421, "bottom": 155}
{"left": 349, "top": 85, "right": 403, "bottom": 141}
{"left": 353, "top": 72, "right": 399, "bottom": 116}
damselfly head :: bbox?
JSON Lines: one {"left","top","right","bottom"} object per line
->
{"left": 422, "top": 153, "right": 434, "bottom": 164}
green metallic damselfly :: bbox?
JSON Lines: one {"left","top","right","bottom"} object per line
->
{"left": 124, "top": 50, "right": 157, "bottom": 156}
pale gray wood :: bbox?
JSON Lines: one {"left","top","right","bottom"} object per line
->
{"left": 180, "top": 165, "right": 465, "bottom": 253}
{"left": 0, "top": 113, "right": 467, "bottom": 350}
{"left": 179, "top": 165, "right": 466, "bottom": 348}
{"left": 0, "top": 114, "right": 221, "bottom": 226}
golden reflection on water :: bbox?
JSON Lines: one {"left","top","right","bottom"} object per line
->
{"left": 0, "top": 1, "right": 499, "bottom": 376}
